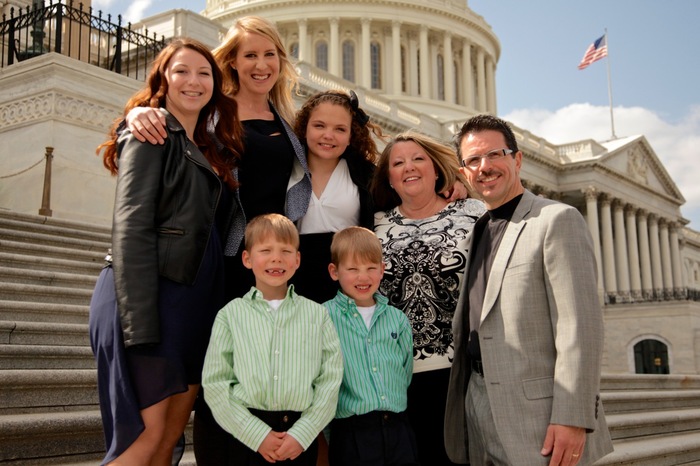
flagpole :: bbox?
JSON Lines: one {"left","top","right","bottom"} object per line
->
{"left": 604, "top": 28, "right": 617, "bottom": 139}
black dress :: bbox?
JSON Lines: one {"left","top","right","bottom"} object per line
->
{"left": 223, "top": 118, "right": 294, "bottom": 300}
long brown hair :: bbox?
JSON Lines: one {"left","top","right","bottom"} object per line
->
{"left": 212, "top": 16, "right": 298, "bottom": 124}
{"left": 97, "top": 37, "right": 243, "bottom": 188}
{"left": 294, "top": 89, "right": 386, "bottom": 165}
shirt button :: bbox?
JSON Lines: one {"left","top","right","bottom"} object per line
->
{"left": 372, "top": 367, "right": 377, "bottom": 372}
{"left": 275, "top": 350, "right": 280, "bottom": 355}
{"left": 380, "top": 395, "right": 386, "bottom": 400}
{"left": 354, "top": 313, "right": 359, "bottom": 317}
{"left": 273, "top": 375, "right": 278, "bottom": 381}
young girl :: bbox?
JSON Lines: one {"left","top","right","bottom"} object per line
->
{"left": 291, "top": 90, "right": 386, "bottom": 304}
{"left": 90, "top": 38, "right": 242, "bottom": 465}
{"left": 122, "top": 17, "right": 311, "bottom": 464}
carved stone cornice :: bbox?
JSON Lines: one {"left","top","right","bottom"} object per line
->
{"left": 1, "top": 91, "right": 118, "bottom": 133}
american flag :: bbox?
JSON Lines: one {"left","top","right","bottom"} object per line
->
{"left": 578, "top": 35, "right": 608, "bottom": 70}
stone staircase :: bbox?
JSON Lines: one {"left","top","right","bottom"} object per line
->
{"left": 2, "top": 209, "right": 700, "bottom": 465}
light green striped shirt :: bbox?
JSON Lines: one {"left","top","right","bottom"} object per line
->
{"left": 324, "top": 291, "right": 413, "bottom": 419}
{"left": 202, "top": 286, "right": 343, "bottom": 451}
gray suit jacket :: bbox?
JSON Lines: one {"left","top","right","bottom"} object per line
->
{"left": 444, "top": 190, "right": 613, "bottom": 465}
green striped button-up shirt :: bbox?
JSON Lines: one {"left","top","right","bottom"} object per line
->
{"left": 202, "top": 286, "right": 343, "bottom": 452}
{"left": 324, "top": 290, "right": 413, "bottom": 419}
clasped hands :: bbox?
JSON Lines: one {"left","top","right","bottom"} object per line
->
{"left": 258, "top": 430, "right": 304, "bottom": 463}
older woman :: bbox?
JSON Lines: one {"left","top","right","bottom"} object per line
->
{"left": 370, "top": 131, "right": 485, "bottom": 466}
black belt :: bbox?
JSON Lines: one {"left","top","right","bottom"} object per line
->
{"left": 471, "top": 358, "right": 484, "bottom": 377}
{"left": 333, "top": 410, "right": 408, "bottom": 428}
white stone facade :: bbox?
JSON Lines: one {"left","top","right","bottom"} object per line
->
{"left": 1, "top": 1, "right": 699, "bottom": 375}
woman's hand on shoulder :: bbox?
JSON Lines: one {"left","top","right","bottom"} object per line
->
{"left": 125, "top": 107, "right": 168, "bottom": 145}
{"left": 441, "top": 180, "right": 469, "bottom": 202}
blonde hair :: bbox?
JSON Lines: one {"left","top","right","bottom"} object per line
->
{"left": 370, "top": 131, "right": 466, "bottom": 211}
{"left": 330, "top": 226, "right": 383, "bottom": 266}
{"left": 244, "top": 214, "right": 299, "bottom": 250}
{"left": 212, "top": 16, "right": 298, "bottom": 123}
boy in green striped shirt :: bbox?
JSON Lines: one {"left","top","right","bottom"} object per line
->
{"left": 324, "top": 226, "right": 419, "bottom": 466}
{"left": 202, "top": 214, "right": 343, "bottom": 465}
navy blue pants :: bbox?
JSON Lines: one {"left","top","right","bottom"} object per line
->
{"left": 328, "top": 411, "right": 420, "bottom": 466}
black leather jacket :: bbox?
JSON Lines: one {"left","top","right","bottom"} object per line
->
{"left": 111, "top": 111, "right": 236, "bottom": 347}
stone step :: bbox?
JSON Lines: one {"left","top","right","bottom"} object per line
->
{"left": 606, "top": 407, "right": 700, "bottom": 440}
{"left": 0, "top": 251, "right": 104, "bottom": 275}
{"left": 0, "top": 209, "right": 111, "bottom": 234}
{"left": 0, "top": 227, "right": 110, "bottom": 254}
{"left": 601, "top": 373, "right": 700, "bottom": 391}
{"left": 0, "top": 344, "right": 95, "bottom": 369}
{"left": 0, "top": 410, "right": 105, "bottom": 463}
{"left": 0, "top": 410, "right": 194, "bottom": 465}
{"left": 602, "top": 389, "right": 700, "bottom": 414}
{"left": 0, "top": 266, "right": 98, "bottom": 290}
{"left": 0, "top": 212, "right": 111, "bottom": 242}
{"left": 0, "top": 282, "right": 94, "bottom": 305}
{"left": 0, "top": 300, "right": 89, "bottom": 324}
{"left": 0, "top": 321, "right": 89, "bottom": 346}
{"left": 0, "top": 369, "right": 97, "bottom": 414}
{"left": 0, "top": 238, "right": 107, "bottom": 264}
{"left": 593, "top": 431, "right": 700, "bottom": 465}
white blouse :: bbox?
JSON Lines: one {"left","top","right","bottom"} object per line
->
{"left": 298, "top": 159, "right": 360, "bottom": 234}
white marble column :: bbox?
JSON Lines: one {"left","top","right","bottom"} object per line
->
{"left": 391, "top": 20, "right": 402, "bottom": 95}
{"left": 476, "top": 47, "right": 486, "bottom": 112}
{"left": 659, "top": 220, "right": 673, "bottom": 298}
{"left": 613, "top": 200, "right": 631, "bottom": 300}
{"left": 600, "top": 196, "right": 617, "bottom": 298}
{"left": 409, "top": 31, "right": 419, "bottom": 96}
{"left": 648, "top": 214, "right": 663, "bottom": 298}
{"left": 486, "top": 56, "right": 496, "bottom": 114}
{"left": 419, "top": 25, "right": 429, "bottom": 98}
{"left": 669, "top": 223, "right": 683, "bottom": 296}
{"left": 443, "top": 32, "right": 455, "bottom": 103}
{"left": 636, "top": 211, "right": 653, "bottom": 300}
{"left": 329, "top": 17, "right": 339, "bottom": 75}
{"left": 361, "top": 18, "right": 371, "bottom": 89}
{"left": 430, "top": 38, "right": 439, "bottom": 98}
{"left": 584, "top": 188, "right": 604, "bottom": 295}
{"left": 625, "top": 205, "right": 642, "bottom": 300}
{"left": 297, "top": 19, "right": 308, "bottom": 62}
{"left": 461, "top": 38, "right": 473, "bottom": 109}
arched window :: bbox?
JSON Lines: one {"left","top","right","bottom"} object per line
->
{"left": 437, "top": 54, "right": 445, "bottom": 100}
{"left": 370, "top": 41, "right": 381, "bottom": 89}
{"left": 342, "top": 40, "right": 355, "bottom": 82}
{"left": 634, "top": 339, "right": 670, "bottom": 374}
{"left": 316, "top": 41, "right": 328, "bottom": 71}
{"left": 289, "top": 42, "right": 299, "bottom": 60}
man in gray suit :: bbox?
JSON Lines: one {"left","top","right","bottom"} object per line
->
{"left": 444, "top": 114, "right": 613, "bottom": 466}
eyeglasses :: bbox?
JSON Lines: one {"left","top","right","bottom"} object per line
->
{"left": 460, "top": 149, "right": 513, "bottom": 169}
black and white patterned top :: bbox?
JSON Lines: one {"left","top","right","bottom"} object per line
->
{"left": 374, "top": 198, "right": 486, "bottom": 373}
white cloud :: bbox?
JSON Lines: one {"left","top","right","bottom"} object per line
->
{"left": 91, "top": 0, "right": 115, "bottom": 10}
{"left": 122, "top": 0, "right": 153, "bottom": 22}
{"left": 503, "top": 104, "right": 700, "bottom": 230}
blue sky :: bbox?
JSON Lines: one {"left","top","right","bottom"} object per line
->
{"left": 95, "top": 0, "right": 700, "bottom": 229}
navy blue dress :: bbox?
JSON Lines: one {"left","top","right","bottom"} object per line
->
{"left": 89, "top": 192, "right": 230, "bottom": 465}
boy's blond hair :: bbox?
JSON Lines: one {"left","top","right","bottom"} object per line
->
{"left": 330, "top": 226, "right": 383, "bottom": 266}
{"left": 244, "top": 214, "right": 299, "bottom": 250}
